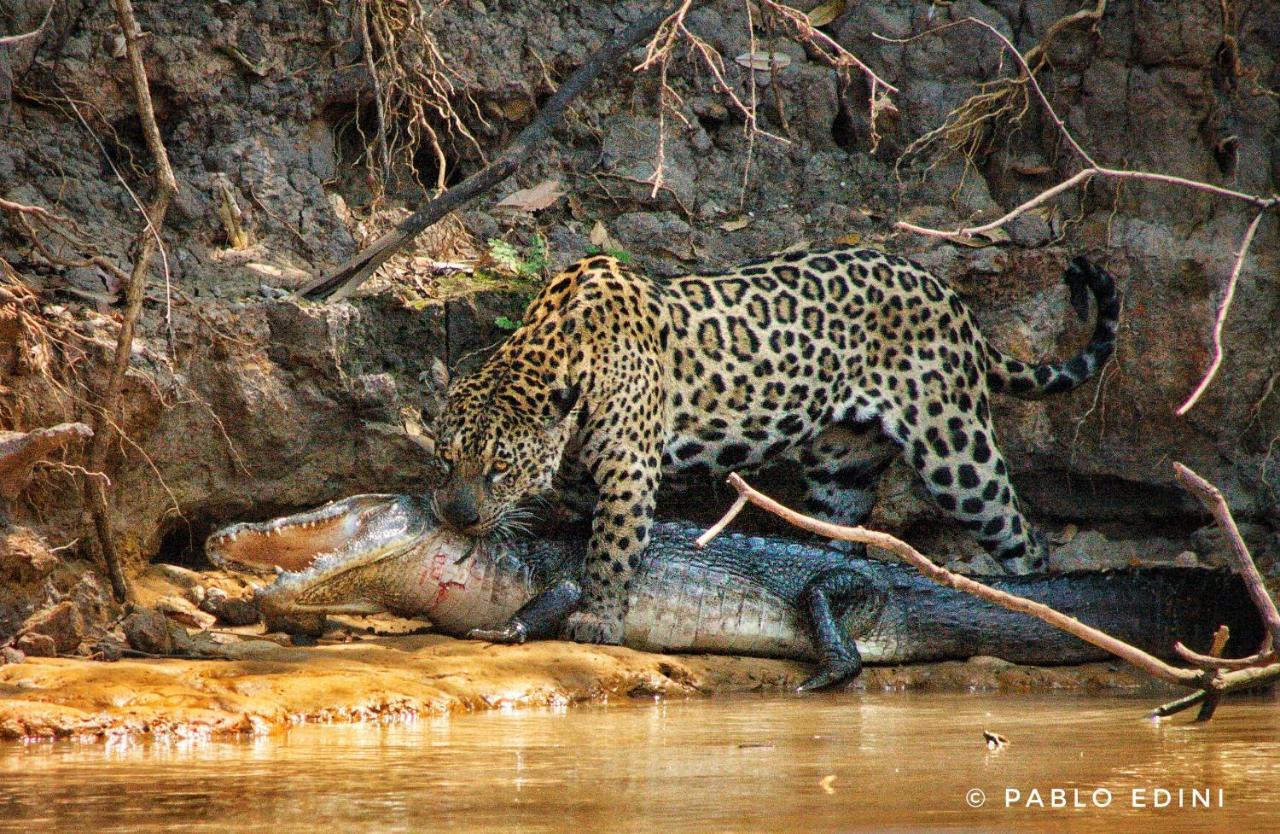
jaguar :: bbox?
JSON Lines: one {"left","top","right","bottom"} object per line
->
{"left": 429, "top": 245, "right": 1120, "bottom": 644}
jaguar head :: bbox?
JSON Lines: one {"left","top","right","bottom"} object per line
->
{"left": 429, "top": 359, "right": 580, "bottom": 538}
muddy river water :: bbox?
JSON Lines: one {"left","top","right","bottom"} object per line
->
{"left": 1, "top": 692, "right": 1276, "bottom": 832}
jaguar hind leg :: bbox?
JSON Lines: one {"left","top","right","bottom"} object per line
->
{"left": 799, "top": 420, "right": 900, "bottom": 555}
{"left": 890, "top": 407, "right": 1047, "bottom": 574}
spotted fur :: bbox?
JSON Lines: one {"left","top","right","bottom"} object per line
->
{"left": 431, "top": 246, "right": 1120, "bottom": 644}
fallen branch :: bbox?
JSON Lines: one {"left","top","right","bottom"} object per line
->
{"left": 703, "top": 468, "right": 1280, "bottom": 720}
{"left": 81, "top": 0, "right": 179, "bottom": 603}
{"left": 706, "top": 473, "right": 1202, "bottom": 687}
{"left": 1173, "top": 463, "right": 1280, "bottom": 651}
{"left": 297, "top": 0, "right": 690, "bottom": 301}
{"left": 885, "top": 16, "right": 1279, "bottom": 414}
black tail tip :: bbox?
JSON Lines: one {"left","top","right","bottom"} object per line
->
{"left": 1064, "top": 256, "right": 1113, "bottom": 321}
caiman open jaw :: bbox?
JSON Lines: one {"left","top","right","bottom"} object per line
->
{"left": 206, "top": 494, "right": 431, "bottom": 574}
{"left": 207, "top": 493, "right": 490, "bottom": 636}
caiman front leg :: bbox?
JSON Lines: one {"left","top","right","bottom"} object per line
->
{"left": 467, "top": 579, "right": 583, "bottom": 644}
{"left": 797, "top": 568, "right": 885, "bottom": 692}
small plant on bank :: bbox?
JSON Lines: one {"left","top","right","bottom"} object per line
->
{"left": 487, "top": 234, "right": 548, "bottom": 278}
{"left": 585, "top": 244, "right": 633, "bottom": 264}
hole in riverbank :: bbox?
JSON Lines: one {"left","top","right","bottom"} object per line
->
{"left": 154, "top": 517, "right": 218, "bottom": 570}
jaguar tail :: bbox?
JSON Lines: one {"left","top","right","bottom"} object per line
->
{"left": 986, "top": 257, "right": 1121, "bottom": 399}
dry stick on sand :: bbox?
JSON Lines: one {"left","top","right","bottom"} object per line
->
{"left": 297, "top": 0, "right": 695, "bottom": 301}
{"left": 884, "top": 17, "right": 1279, "bottom": 415}
{"left": 81, "top": 0, "right": 179, "bottom": 602}
{"left": 700, "top": 470, "right": 1280, "bottom": 721}
{"left": 1161, "top": 462, "right": 1280, "bottom": 721}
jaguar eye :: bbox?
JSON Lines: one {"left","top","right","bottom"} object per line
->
{"left": 493, "top": 460, "right": 510, "bottom": 473}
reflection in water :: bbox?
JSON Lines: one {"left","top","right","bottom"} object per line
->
{"left": 2, "top": 693, "right": 1277, "bottom": 833}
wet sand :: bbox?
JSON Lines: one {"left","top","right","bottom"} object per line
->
{"left": 0, "top": 632, "right": 1166, "bottom": 741}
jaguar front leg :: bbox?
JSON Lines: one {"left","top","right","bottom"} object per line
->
{"left": 467, "top": 578, "right": 582, "bottom": 644}
{"left": 561, "top": 453, "right": 660, "bottom": 645}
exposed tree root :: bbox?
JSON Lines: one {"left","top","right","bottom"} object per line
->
{"left": 350, "top": 0, "right": 486, "bottom": 203}
{"left": 0, "top": 197, "right": 130, "bottom": 293}
{"left": 895, "top": 1, "right": 1107, "bottom": 174}
{"left": 299, "top": 0, "right": 692, "bottom": 301}
{"left": 80, "top": 0, "right": 179, "bottom": 603}
{"left": 0, "top": 422, "right": 93, "bottom": 502}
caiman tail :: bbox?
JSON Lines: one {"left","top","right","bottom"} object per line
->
{"left": 873, "top": 567, "right": 1264, "bottom": 664}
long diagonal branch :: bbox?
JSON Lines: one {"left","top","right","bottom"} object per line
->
{"left": 702, "top": 469, "right": 1280, "bottom": 720}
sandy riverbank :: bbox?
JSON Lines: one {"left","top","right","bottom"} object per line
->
{"left": 1, "top": 632, "right": 1168, "bottom": 742}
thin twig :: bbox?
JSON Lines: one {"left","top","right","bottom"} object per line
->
{"left": 0, "top": 196, "right": 70, "bottom": 221}
{"left": 694, "top": 493, "right": 747, "bottom": 547}
{"left": 54, "top": 83, "right": 175, "bottom": 350}
{"left": 1152, "top": 689, "right": 1209, "bottom": 718}
{"left": 1175, "top": 642, "right": 1274, "bottom": 669}
{"left": 1174, "top": 211, "right": 1266, "bottom": 415}
{"left": 896, "top": 170, "right": 1097, "bottom": 238}
{"left": 0, "top": 0, "right": 54, "bottom": 47}
{"left": 1193, "top": 625, "right": 1229, "bottom": 721}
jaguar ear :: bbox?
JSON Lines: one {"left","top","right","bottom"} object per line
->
{"left": 550, "top": 383, "right": 580, "bottom": 419}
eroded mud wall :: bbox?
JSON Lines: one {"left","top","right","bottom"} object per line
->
{"left": 1, "top": 0, "right": 1277, "bottom": 628}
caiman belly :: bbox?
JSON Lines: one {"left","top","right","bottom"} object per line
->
{"left": 623, "top": 560, "right": 815, "bottom": 659}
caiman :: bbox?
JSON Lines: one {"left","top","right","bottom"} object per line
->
{"left": 207, "top": 494, "right": 1263, "bottom": 691}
